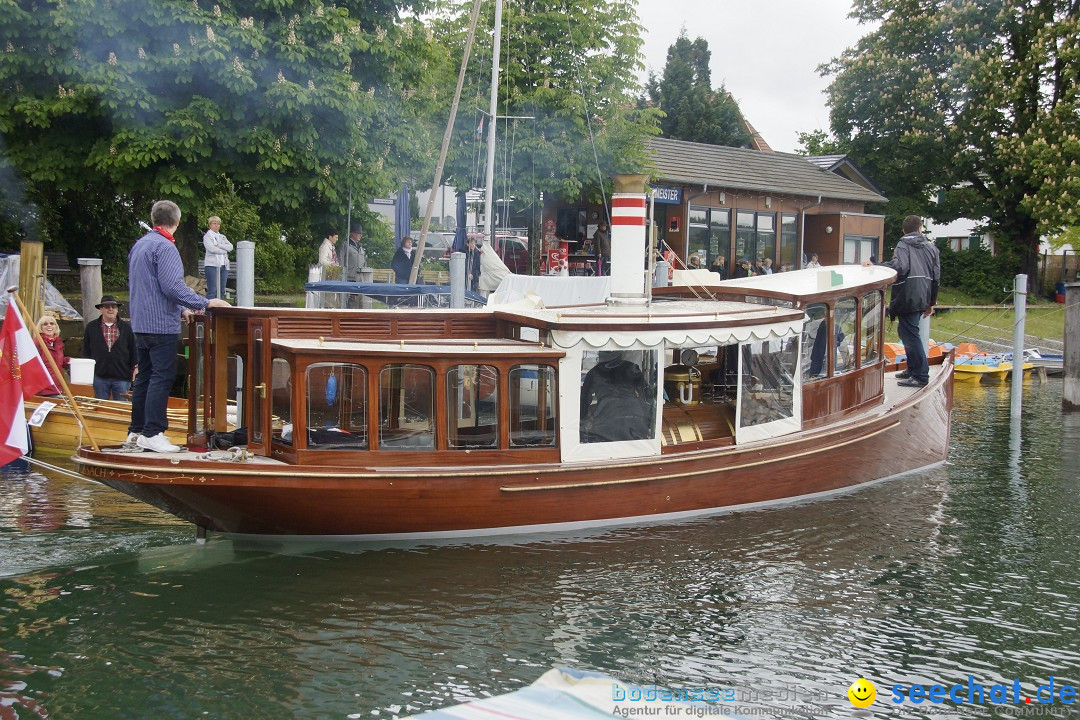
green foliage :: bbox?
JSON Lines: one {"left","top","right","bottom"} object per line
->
{"left": 821, "top": 0, "right": 1080, "bottom": 276}
{"left": 795, "top": 129, "right": 846, "bottom": 156}
{"left": 644, "top": 33, "right": 750, "bottom": 147}
{"left": 431, "top": 0, "right": 661, "bottom": 214}
{"left": 936, "top": 240, "right": 1015, "bottom": 303}
{"left": 0, "top": 0, "right": 442, "bottom": 261}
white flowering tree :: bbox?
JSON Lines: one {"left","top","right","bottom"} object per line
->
{"left": 821, "top": 0, "right": 1079, "bottom": 274}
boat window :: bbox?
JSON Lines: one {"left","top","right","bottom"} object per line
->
{"left": 447, "top": 365, "right": 498, "bottom": 449}
{"left": 307, "top": 362, "right": 368, "bottom": 450}
{"left": 739, "top": 337, "right": 798, "bottom": 428}
{"left": 271, "top": 358, "right": 292, "bottom": 444}
{"left": 861, "top": 291, "right": 882, "bottom": 365}
{"left": 835, "top": 297, "right": 858, "bottom": 375}
{"left": 509, "top": 364, "right": 557, "bottom": 448}
{"left": 228, "top": 354, "right": 243, "bottom": 429}
{"left": 580, "top": 350, "right": 658, "bottom": 443}
{"left": 193, "top": 321, "right": 205, "bottom": 434}
{"left": 379, "top": 364, "right": 434, "bottom": 450}
{"left": 252, "top": 327, "right": 264, "bottom": 444}
{"left": 802, "top": 304, "right": 829, "bottom": 381}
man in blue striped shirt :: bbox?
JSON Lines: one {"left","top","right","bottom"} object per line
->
{"left": 127, "top": 200, "right": 231, "bottom": 453}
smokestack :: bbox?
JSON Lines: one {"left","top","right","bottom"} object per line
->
{"left": 608, "top": 174, "right": 649, "bottom": 305}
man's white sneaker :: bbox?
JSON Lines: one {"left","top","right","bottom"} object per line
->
{"left": 125, "top": 432, "right": 140, "bottom": 445}
{"left": 136, "top": 433, "right": 181, "bottom": 453}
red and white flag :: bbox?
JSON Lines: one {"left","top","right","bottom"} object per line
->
{"left": 0, "top": 296, "right": 54, "bottom": 465}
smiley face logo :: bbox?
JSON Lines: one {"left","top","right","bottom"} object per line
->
{"left": 848, "top": 678, "right": 877, "bottom": 708}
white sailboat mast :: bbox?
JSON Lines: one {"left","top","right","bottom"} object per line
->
{"left": 482, "top": 0, "right": 503, "bottom": 247}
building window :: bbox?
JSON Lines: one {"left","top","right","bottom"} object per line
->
{"left": 306, "top": 362, "right": 368, "bottom": 449}
{"left": 447, "top": 365, "right": 498, "bottom": 449}
{"left": 843, "top": 234, "right": 879, "bottom": 264}
{"left": 735, "top": 211, "right": 776, "bottom": 265}
{"left": 688, "top": 206, "right": 730, "bottom": 267}
{"left": 379, "top": 364, "right": 434, "bottom": 450}
{"left": 780, "top": 214, "right": 797, "bottom": 271}
{"left": 509, "top": 365, "right": 557, "bottom": 447}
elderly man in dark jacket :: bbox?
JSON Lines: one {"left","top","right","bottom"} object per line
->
{"left": 866, "top": 215, "right": 940, "bottom": 387}
{"left": 82, "top": 295, "right": 137, "bottom": 400}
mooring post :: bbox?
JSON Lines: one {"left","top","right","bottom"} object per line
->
{"left": 77, "top": 257, "right": 102, "bottom": 324}
{"left": 235, "top": 241, "right": 255, "bottom": 307}
{"left": 1011, "top": 274, "right": 1027, "bottom": 419}
{"left": 449, "top": 251, "right": 465, "bottom": 308}
{"left": 1064, "top": 282, "right": 1080, "bottom": 412}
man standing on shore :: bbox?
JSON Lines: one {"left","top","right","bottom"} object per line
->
{"left": 865, "top": 215, "right": 940, "bottom": 387}
{"left": 128, "top": 200, "right": 230, "bottom": 453}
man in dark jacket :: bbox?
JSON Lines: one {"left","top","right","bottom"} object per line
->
{"left": 867, "top": 215, "right": 940, "bottom": 387}
{"left": 82, "top": 295, "right": 137, "bottom": 400}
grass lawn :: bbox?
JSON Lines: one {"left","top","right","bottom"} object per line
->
{"left": 885, "top": 286, "right": 1066, "bottom": 348}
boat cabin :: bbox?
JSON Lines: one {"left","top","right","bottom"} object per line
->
{"left": 187, "top": 266, "right": 896, "bottom": 468}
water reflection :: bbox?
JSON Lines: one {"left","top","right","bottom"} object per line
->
{"left": 0, "top": 380, "right": 1078, "bottom": 719}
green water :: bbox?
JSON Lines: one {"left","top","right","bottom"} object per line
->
{"left": 2, "top": 380, "right": 1079, "bottom": 719}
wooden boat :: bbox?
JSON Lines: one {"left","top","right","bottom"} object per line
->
{"left": 27, "top": 385, "right": 187, "bottom": 454}
{"left": 74, "top": 183, "right": 953, "bottom": 539}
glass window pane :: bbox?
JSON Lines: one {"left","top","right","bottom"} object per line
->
{"left": 252, "top": 328, "right": 263, "bottom": 443}
{"left": 306, "top": 363, "right": 368, "bottom": 449}
{"left": 687, "top": 205, "right": 709, "bottom": 265}
{"left": 843, "top": 237, "right": 859, "bottom": 264}
{"left": 580, "top": 350, "right": 658, "bottom": 443}
{"left": 509, "top": 365, "right": 557, "bottom": 447}
{"left": 379, "top": 364, "right": 433, "bottom": 450}
{"left": 193, "top": 322, "right": 204, "bottom": 434}
{"left": 835, "top": 298, "right": 857, "bottom": 375}
{"left": 802, "top": 304, "right": 828, "bottom": 381}
{"left": 739, "top": 337, "right": 798, "bottom": 428}
{"left": 272, "top": 358, "right": 292, "bottom": 444}
{"left": 447, "top": 365, "right": 498, "bottom": 449}
{"left": 735, "top": 211, "right": 755, "bottom": 262}
{"left": 861, "top": 291, "right": 882, "bottom": 365}
{"left": 780, "top": 214, "right": 797, "bottom": 271}
{"left": 709, "top": 208, "right": 730, "bottom": 263}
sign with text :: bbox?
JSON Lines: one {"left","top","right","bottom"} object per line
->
{"left": 650, "top": 185, "right": 683, "bottom": 205}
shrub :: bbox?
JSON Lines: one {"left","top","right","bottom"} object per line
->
{"left": 937, "top": 240, "right": 1015, "bottom": 303}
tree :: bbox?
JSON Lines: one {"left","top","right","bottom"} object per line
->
{"left": 430, "top": 0, "right": 661, "bottom": 226}
{"left": 821, "top": 0, "right": 1080, "bottom": 276}
{"left": 644, "top": 32, "right": 749, "bottom": 147}
{"left": 0, "top": 0, "right": 442, "bottom": 279}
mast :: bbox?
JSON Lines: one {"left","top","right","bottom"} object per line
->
{"left": 483, "top": 0, "right": 503, "bottom": 247}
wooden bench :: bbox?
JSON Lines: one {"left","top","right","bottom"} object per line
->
{"left": 366, "top": 268, "right": 449, "bottom": 285}
{"left": 45, "top": 252, "right": 76, "bottom": 276}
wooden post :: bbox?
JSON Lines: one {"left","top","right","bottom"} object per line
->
{"left": 18, "top": 240, "right": 45, "bottom": 323}
{"left": 1064, "top": 282, "right": 1080, "bottom": 412}
{"left": 78, "top": 258, "right": 103, "bottom": 325}
{"left": 9, "top": 287, "right": 101, "bottom": 451}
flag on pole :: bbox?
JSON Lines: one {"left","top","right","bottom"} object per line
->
{"left": 0, "top": 296, "right": 54, "bottom": 466}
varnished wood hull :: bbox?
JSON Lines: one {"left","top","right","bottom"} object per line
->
{"left": 74, "top": 368, "right": 952, "bottom": 538}
{"left": 27, "top": 394, "right": 187, "bottom": 454}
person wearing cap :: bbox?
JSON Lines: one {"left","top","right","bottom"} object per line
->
{"left": 82, "top": 295, "right": 137, "bottom": 401}
{"left": 341, "top": 226, "right": 367, "bottom": 281}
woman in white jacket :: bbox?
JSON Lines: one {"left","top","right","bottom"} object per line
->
{"left": 203, "top": 216, "right": 234, "bottom": 299}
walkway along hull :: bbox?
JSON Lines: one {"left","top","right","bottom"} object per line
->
{"left": 75, "top": 370, "right": 951, "bottom": 538}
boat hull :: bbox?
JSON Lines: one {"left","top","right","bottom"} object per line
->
{"left": 74, "top": 370, "right": 952, "bottom": 538}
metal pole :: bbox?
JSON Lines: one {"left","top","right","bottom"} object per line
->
{"left": 449, "top": 252, "right": 465, "bottom": 308}
{"left": 236, "top": 241, "right": 255, "bottom": 307}
{"left": 1011, "top": 274, "right": 1027, "bottom": 420}
{"left": 483, "top": 0, "right": 504, "bottom": 248}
